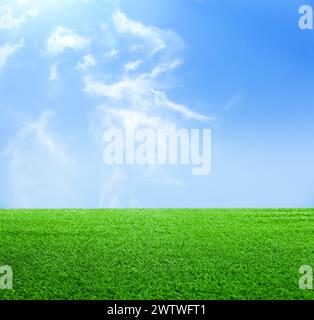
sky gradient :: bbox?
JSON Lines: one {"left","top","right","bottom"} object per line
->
{"left": 0, "top": 0, "right": 314, "bottom": 208}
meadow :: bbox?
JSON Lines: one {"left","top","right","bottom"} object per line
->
{"left": 0, "top": 209, "right": 313, "bottom": 300}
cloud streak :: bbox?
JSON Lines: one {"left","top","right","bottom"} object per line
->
{"left": 0, "top": 39, "right": 24, "bottom": 71}
{"left": 4, "top": 110, "right": 76, "bottom": 208}
{"left": 113, "top": 10, "right": 166, "bottom": 55}
{"left": 5, "top": 110, "right": 73, "bottom": 166}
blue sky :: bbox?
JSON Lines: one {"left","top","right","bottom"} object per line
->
{"left": 0, "top": 0, "right": 314, "bottom": 208}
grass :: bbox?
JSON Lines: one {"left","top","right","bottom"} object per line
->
{"left": 0, "top": 209, "right": 314, "bottom": 300}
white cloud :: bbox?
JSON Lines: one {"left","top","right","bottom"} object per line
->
{"left": 124, "top": 59, "right": 142, "bottom": 72}
{"left": 0, "top": 5, "right": 38, "bottom": 29}
{"left": 46, "top": 26, "right": 91, "bottom": 56}
{"left": 84, "top": 74, "right": 210, "bottom": 121}
{"left": 76, "top": 54, "right": 96, "bottom": 71}
{"left": 152, "top": 89, "right": 212, "bottom": 122}
{"left": 84, "top": 76, "right": 143, "bottom": 100}
{"left": 0, "top": 39, "right": 24, "bottom": 71}
{"left": 103, "top": 48, "right": 119, "bottom": 59}
{"left": 150, "top": 58, "right": 183, "bottom": 78}
{"left": 113, "top": 10, "right": 182, "bottom": 55}
{"left": 49, "top": 63, "right": 58, "bottom": 81}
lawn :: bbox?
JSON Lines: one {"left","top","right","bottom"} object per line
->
{"left": 0, "top": 209, "right": 313, "bottom": 300}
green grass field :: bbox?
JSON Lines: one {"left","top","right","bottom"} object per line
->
{"left": 0, "top": 209, "right": 313, "bottom": 300}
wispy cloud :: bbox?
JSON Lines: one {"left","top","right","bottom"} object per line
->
{"left": 49, "top": 63, "right": 58, "bottom": 81}
{"left": 4, "top": 110, "right": 76, "bottom": 208}
{"left": 103, "top": 48, "right": 119, "bottom": 59}
{"left": 124, "top": 59, "right": 142, "bottom": 72}
{"left": 84, "top": 72, "right": 210, "bottom": 121}
{"left": 113, "top": 10, "right": 184, "bottom": 56}
{"left": 222, "top": 94, "right": 244, "bottom": 112}
{"left": 76, "top": 54, "right": 96, "bottom": 71}
{"left": 150, "top": 58, "right": 183, "bottom": 78}
{"left": 0, "top": 39, "right": 24, "bottom": 71}
{"left": 0, "top": 5, "right": 38, "bottom": 29}
{"left": 46, "top": 26, "right": 91, "bottom": 56}
{"left": 87, "top": 10, "right": 208, "bottom": 122}
{"left": 113, "top": 10, "right": 165, "bottom": 55}
{"left": 5, "top": 110, "right": 73, "bottom": 166}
